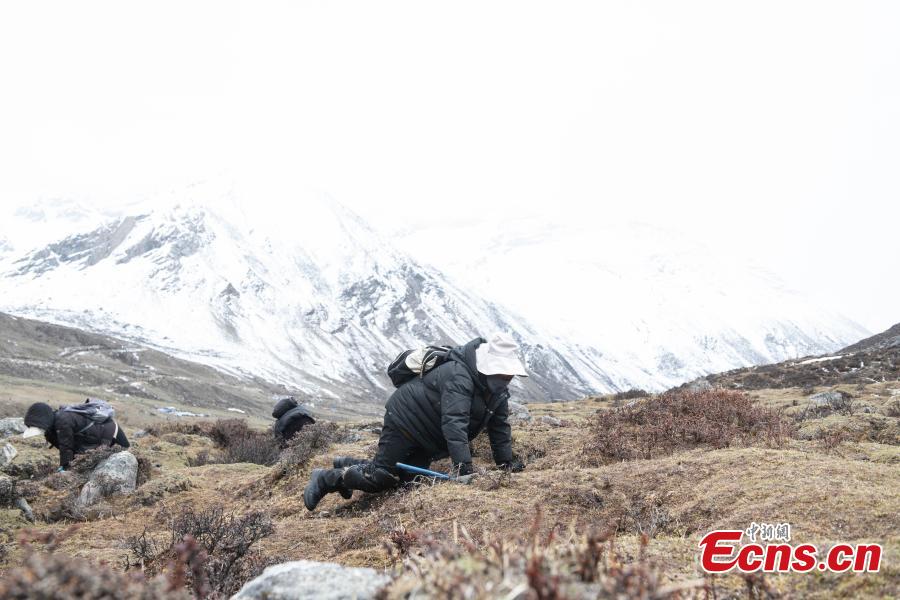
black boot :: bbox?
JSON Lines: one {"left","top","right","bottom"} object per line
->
{"left": 333, "top": 456, "right": 369, "bottom": 469}
{"left": 342, "top": 464, "right": 400, "bottom": 493}
{"left": 304, "top": 468, "right": 349, "bottom": 510}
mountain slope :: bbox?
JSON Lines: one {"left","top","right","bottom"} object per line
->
{"left": 688, "top": 321, "right": 900, "bottom": 391}
{"left": 841, "top": 322, "right": 900, "bottom": 353}
{"left": 0, "top": 186, "right": 612, "bottom": 407}
{"left": 0, "top": 311, "right": 297, "bottom": 417}
{"left": 396, "top": 216, "right": 869, "bottom": 388}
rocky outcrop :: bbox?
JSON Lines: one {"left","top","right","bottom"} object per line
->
{"left": 77, "top": 451, "right": 138, "bottom": 506}
{"left": 0, "top": 418, "right": 25, "bottom": 437}
{"left": 508, "top": 400, "right": 531, "bottom": 424}
{"left": 1, "top": 443, "right": 17, "bottom": 467}
{"left": 231, "top": 560, "right": 391, "bottom": 600}
{"left": 807, "top": 390, "right": 852, "bottom": 415}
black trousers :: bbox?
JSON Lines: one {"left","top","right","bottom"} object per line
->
{"left": 371, "top": 416, "right": 433, "bottom": 482}
{"left": 115, "top": 427, "right": 130, "bottom": 448}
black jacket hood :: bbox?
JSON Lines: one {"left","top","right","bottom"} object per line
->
{"left": 24, "top": 402, "right": 55, "bottom": 431}
{"left": 448, "top": 337, "right": 487, "bottom": 392}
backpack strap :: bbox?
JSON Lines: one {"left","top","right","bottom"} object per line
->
{"left": 77, "top": 421, "right": 95, "bottom": 435}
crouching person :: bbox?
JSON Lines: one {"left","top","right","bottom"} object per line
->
{"left": 272, "top": 396, "right": 316, "bottom": 443}
{"left": 22, "top": 399, "right": 129, "bottom": 471}
{"left": 303, "top": 333, "right": 528, "bottom": 511}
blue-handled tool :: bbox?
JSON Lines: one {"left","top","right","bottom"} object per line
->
{"left": 396, "top": 462, "right": 475, "bottom": 484}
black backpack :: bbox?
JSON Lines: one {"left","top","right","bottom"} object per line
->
{"left": 387, "top": 345, "right": 453, "bottom": 388}
{"left": 272, "top": 396, "right": 299, "bottom": 420}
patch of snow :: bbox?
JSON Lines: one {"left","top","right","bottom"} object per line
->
{"left": 796, "top": 355, "right": 844, "bottom": 365}
{"left": 156, "top": 407, "right": 206, "bottom": 417}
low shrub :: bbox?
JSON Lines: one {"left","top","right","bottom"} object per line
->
{"left": 382, "top": 507, "right": 715, "bottom": 599}
{"left": 268, "top": 422, "right": 340, "bottom": 482}
{"left": 582, "top": 389, "right": 795, "bottom": 463}
{"left": 1, "top": 527, "right": 191, "bottom": 599}
{"left": 613, "top": 388, "right": 651, "bottom": 401}
{"left": 1, "top": 455, "right": 55, "bottom": 480}
{"left": 182, "top": 419, "right": 282, "bottom": 467}
{"left": 125, "top": 503, "right": 276, "bottom": 597}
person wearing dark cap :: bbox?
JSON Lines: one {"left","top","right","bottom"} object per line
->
{"left": 271, "top": 396, "right": 316, "bottom": 442}
{"left": 23, "top": 401, "right": 129, "bottom": 471}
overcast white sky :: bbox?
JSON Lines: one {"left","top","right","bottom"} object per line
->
{"left": 0, "top": 2, "right": 897, "bottom": 331}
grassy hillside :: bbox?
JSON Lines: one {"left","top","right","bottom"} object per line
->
{"left": 0, "top": 311, "right": 382, "bottom": 421}
{"left": 2, "top": 384, "right": 898, "bottom": 598}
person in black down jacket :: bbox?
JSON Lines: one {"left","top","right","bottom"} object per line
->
{"left": 22, "top": 402, "right": 130, "bottom": 470}
{"left": 271, "top": 396, "right": 316, "bottom": 442}
{"left": 304, "top": 333, "right": 528, "bottom": 511}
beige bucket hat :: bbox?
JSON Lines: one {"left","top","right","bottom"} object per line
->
{"left": 475, "top": 332, "right": 529, "bottom": 377}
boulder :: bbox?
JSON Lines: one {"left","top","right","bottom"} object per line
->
{"left": 0, "top": 417, "right": 25, "bottom": 437}
{"left": 808, "top": 391, "right": 851, "bottom": 414}
{"left": 1, "top": 443, "right": 17, "bottom": 467}
{"left": 77, "top": 451, "right": 138, "bottom": 507}
{"left": 231, "top": 560, "right": 391, "bottom": 600}
{"left": 507, "top": 401, "right": 531, "bottom": 424}
{"left": 539, "top": 415, "right": 562, "bottom": 427}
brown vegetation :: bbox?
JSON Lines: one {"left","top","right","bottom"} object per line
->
{"left": 582, "top": 390, "right": 794, "bottom": 463}
{"left": 1, "top": 384, "right": 898, "bottom": 598}
{"left": 124, "top": 504, "right": 277, "bottom": 597}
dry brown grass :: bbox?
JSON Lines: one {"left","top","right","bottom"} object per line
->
{"left": 582, "top": 390, "right": 794, "bottom": 464}
{"left": 2, "top": 385, "right": 899, "bottom": 598}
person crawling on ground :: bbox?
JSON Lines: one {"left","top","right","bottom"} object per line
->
{"left": 271, "top": 396, "right": 315, "bottom": 443}
{"left": 303, "top": 332, "right": 528, "bottom": 510}
{"left": 22, "top": 399, "right": 129, "bottom": 471}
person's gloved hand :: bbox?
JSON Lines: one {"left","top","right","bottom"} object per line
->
{"left": 498, "top": 460, "right": 525, "bottom": 473}
{"left": 57, "top": 466, "right": 66, "bottom": 472}
{"left": 455, "top": 462, "right": 474, "bottom": 476}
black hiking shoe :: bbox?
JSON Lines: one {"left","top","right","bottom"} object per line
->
{"left": 303, "top": 468, "right": 347, "bottom": 511}
{"left": 333, "top": 456, "right": 368, "bottom": 469}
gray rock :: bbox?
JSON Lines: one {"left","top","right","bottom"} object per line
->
{"left": 77, "top": 451, "right": 138, "bottom": 506}
{"left": 686, "top": 378, "right": 713, "bottom": 392}
{"left": 508, "top": 401, "right": 531, "bottom": 423}
{"left": 132, "top": 429, "right": 149, "bottom": 439}
{"left": 808, "top": 391, "right": 851, "bottom": 414}
{"left": 231, "top": 560, "right": 391, "bottom": 600}
{"left": 0, "top": 417, "right": 25, "bottom": 437}
{"left": 1, "top": 443, "right": 17, "bottom": 467}
{"left": 539, "top": 415, "right": 562, "bottom": 427}
{"left": 15, "top": 497, "right": 34, "bottom": 522}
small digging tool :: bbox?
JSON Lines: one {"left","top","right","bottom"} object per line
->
{"left": 396, "top": 462, "right": 476, "bottom": 484}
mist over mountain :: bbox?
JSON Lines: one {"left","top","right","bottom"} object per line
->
{"left": 0, "top": 182, "right": 869, "bottom": 410}
{"left": 396, "top": 216, "right": 869, "bottom": 389}
{"left": 0, "top": 183, "right": 615, "bottom": 407}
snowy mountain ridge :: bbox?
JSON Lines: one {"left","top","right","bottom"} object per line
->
{"left": 0, "top": 185, "right": 619, "bottom": 408}
{"left": 0, "top": 183, "right": 869, "bottom": 410}
{"left": 395, "top": 216, "right": 869, "bottom": 383}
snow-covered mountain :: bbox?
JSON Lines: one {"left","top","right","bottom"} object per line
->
{"left": 394, "top": 216, "right": 870, "bottom": 389}
{"left": 0, "top": 185, "right": 869, "bottom": 410}
{"left": 0, "top": 184, "right": 616, "bottom": 408}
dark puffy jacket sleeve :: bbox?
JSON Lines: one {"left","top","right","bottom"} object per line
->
{"left": 487, "top": 395, "right": 514, "bottom": 465}
{"left": 54, "top": 413, "right": 77, "bottom": 468}
{"left": 440, "top": 369, "right": 475, "bottom": 465}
